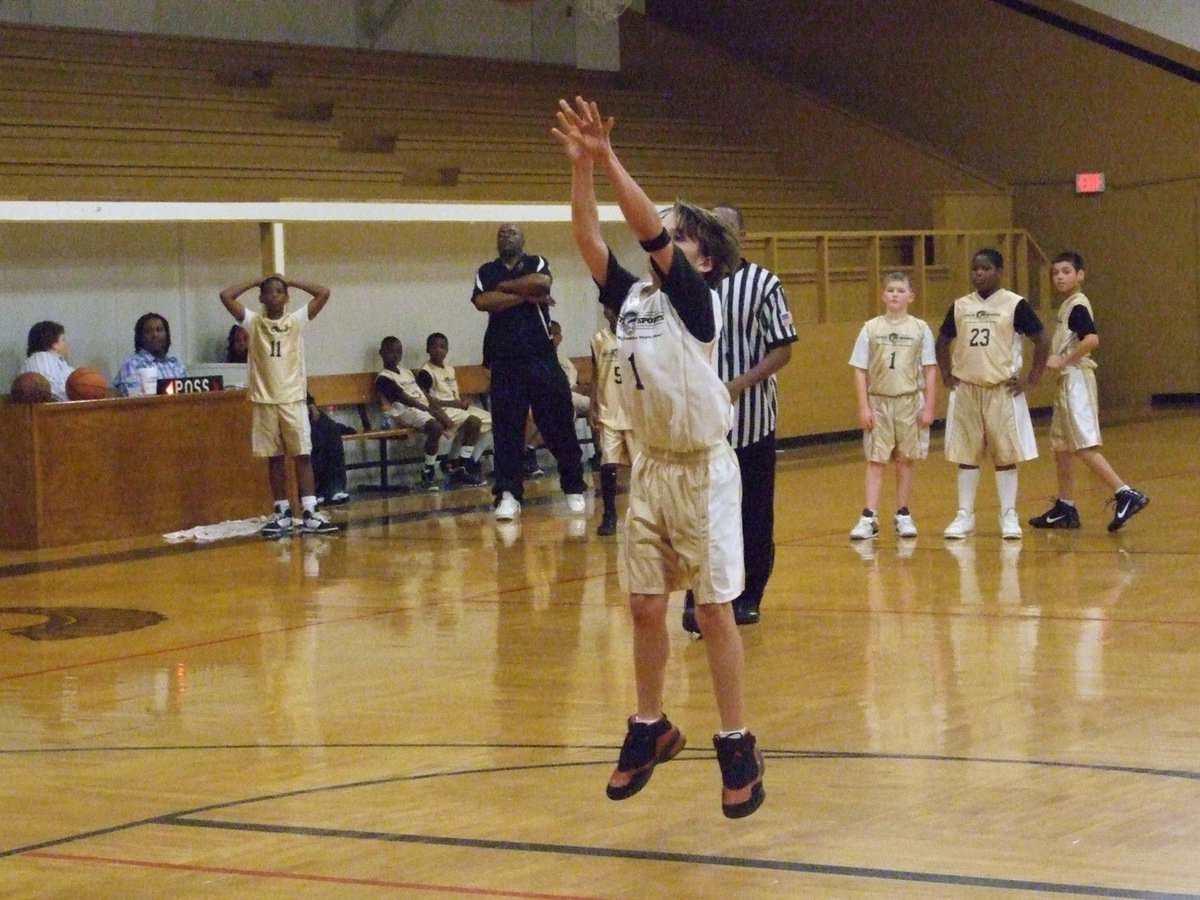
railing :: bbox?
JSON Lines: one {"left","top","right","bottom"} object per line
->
{"left": 741, "top": 229, "right": 1051, "bottom": 325}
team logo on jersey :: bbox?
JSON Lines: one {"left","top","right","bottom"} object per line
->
{"left": 971, "top": 310, "right": 1001, "bottom": 322}
{"left": 0, "top": 606, "right": 165, "bottom": 640}
{"left": 618, "top": 310, "right": 666, "bottom": 338}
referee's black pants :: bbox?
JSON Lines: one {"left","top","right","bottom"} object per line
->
{"left": 488, "top": 353, "right": 586, "bottom": 503}
{"left": 735, "top": 431, "right": 776, "bottom": 610}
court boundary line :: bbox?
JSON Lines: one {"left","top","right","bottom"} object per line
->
{"left": 4, "top": 752, "right": 1200, "bottom": 897}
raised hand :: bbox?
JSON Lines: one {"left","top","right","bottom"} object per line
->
{"left": 552, "top": 96, "right": 614, "bottom": 163}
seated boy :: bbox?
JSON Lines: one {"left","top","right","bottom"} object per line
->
{"left": 419, "top": 332, "right": 491, "bottom": 486}
{"left": 375, "top": 336, "right": 455, "bottom": 492}
{"left": 308, "top": 392, "right": 354, "bottom": 505}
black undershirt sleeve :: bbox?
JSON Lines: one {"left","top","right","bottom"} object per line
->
{"left": 939, "top": 305, "right": 957, "bottom": 339}
{"left": 1013, "top": 299, "right": 1044, "bottom": 336}
{"left": 375, "top": 375, "right": 403, "bottom": 403}
{"left": 596, "top": 248, "right": 639, "bottom": 315}
{"left": 652, "top": 245, "right": 715, "bottom": 342}
{"left": 1068, "top": 304, "right": 1097, "bottom": 338}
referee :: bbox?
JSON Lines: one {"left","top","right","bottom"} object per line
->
{"left": 684, "top": 204, "right": 798, "bottom": 631}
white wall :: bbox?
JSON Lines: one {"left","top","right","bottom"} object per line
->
{"left": 0, "top": 219, "right": 640, "bottom": 386}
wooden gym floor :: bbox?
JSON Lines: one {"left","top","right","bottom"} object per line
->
{"left": 1, "top": 410, "right": 1198, "bottom": 898}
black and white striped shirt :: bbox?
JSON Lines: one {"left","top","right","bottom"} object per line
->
{"left": 718, "top": 259, "right": 798, "bottom": 448}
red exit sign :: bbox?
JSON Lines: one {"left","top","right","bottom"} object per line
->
{"left": 1075, "top": 172, "right": 1106, "bottom": 194}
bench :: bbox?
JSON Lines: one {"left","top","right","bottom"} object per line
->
{"left": 307, "top": 367, "right": 491, "bottom": 492}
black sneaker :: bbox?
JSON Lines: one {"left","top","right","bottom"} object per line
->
{"left": 421, "top": 464, "right": 442, "bottom": 492}
{"left": 713, "top": 731, "right": 766, "bottom": 819}
{"left": 606, "top": 716, "right": 687, "bottom": 800}
{"left": 597, "top": 509, "right": 618, "bottom": 536}
{"left": 733, "top": 600, "right": 760, "bottom": 626}
{"left": 681, "top": 592, "right": 701, "bottom": 638}
{"left": 1107, "top": 488, "right": 1149, "bottom": 532}
{"left": 523, "top": 448, "right": 545, "bottom": 477}
{"left": 1029, "top": 499, "right": 1081, "bottom": 529}
{"left": 457, "top": 459, "right": 487, "bottom": 486}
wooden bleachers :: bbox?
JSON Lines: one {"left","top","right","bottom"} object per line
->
{"left": 0, "top": 21, "right": 894, "bottom": 230}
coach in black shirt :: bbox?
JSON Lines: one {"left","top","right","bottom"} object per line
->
{"left": 472, "top": 223, "right": 586, "bottom": 519}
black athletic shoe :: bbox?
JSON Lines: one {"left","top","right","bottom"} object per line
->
{"left": 733, "top": 600, "right": 760, "bottom": 626}
{"left": 1107, "top": 488, "right": 1149, "bottom": 532}
{"left": 606, "top": 716, "right": 687, "bottom": 800}
{"left": 681, "top": 592, "right": 700, "bottom": 637}
{"left": 452, "top": 460, "right": 487, "bottom": 487}
{"left": 523, "top": 448, "right": 545, "bottom": 477}
{"left": 714, "top": 731, "right": 766, "bottom": 819}
{"left": 1029, "top": 499, "right": 1081, "bottom": 529}
{"left": 597, "top": 509, "right": 618, "bottom": 536}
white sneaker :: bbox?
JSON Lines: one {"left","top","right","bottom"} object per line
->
{"left": 894, "top": 513, "right": 918, "bottom": 538}
{"left": 566, "top": 493, "right": 587, "bottom": 514}
{"left": 849, "top": 514, "right": 878, "bottom": 540}
{"left": 494, "top": 491, "right": 521, "bottom": 521}
{"left": 1000, "top": 508, "right": 1023, "bottom": 540}
{"left": 943, "top": 510, "right": 975, "bottom": 539}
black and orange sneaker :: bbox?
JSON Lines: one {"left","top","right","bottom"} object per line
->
{"left": 714, "top": 731, "right": 766, "bottom": 819}
{"left": 1029, "top": 498, "right": 1081, "bottom": 529}
{"left": 606, "top": 716, "right": 686, "bottom": 801}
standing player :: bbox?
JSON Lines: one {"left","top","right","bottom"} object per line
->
{"left": 936, "top": 249, "right": 1050, "bottom": 539}
{"left": 847, "top": 273, "right": 938, "bottom": 540}
{"left": 554, "top": 95, "right": 765, "bottom": 818}
{"left": 682, "top": 203, "right": 797, "bottom": 633}
{"left": 219, "top": 274, "right": 338, "bottom": 537}
{"left": 1028, "top": 251, "right": 1148, "bottom": 531}
{"left": 589, "top": 305, "right": 636, "bottom": 536}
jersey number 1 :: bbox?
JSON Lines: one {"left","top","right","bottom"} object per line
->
{"left": 625, "top": 353, "right": 645, "bottom": 390}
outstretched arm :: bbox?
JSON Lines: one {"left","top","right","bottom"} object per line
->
{"left": 552, "top": 100, "right": 609, "bottom": 283}
{"left": 553, "top": 96, "right": 674, "bottom": 278}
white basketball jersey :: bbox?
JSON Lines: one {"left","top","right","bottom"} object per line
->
{"left": 616, "top": 280, "right": 732, "bottom": 452}
{"left": 421, "top": 362, "right": 462, "bottom": 403}
{"left": 376, "top": 367, "right": 425, "bottom": 416}
{"left": 244, "top": 306, "right": 308, "bottom": 404}
{"left": 1053, "top": 292, "right": 1098, "bottom": 371}
{"left": 950, "top": 288, "right": 1024, "bottom": 386}
{"left": 590, "top": 327, "right": 630, "bottom": 430}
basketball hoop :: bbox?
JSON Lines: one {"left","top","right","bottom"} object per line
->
{"left": 578, "top": 0, "right": 631, "bottom": 25}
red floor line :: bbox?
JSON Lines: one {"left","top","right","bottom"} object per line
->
{"left": 24, "top": 850, "right": 609, "bottom": 899}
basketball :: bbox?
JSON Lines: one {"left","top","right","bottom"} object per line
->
{"left": 66, "top": 366, "right": 111, "bottom": 401}
{"left": 10, "top": 371, "right": 53, "bottom": 403}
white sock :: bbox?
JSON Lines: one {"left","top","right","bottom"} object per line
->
{"left": 632, "top": 714, "right": 662, "bottom": 725}
{"left": 1060, "top": 497, "right": 1075, "bottom": 507}
{"left": 958, "top": 468, "right": 981, "bottom": 512}
{"left": 1116, "top": 484, "right": 1130, "bottom": 495}
{"left": 274, "top": 500, "right": 290, "bottom": 515}
{"left": 460, "top": 446, "right": 474, "bottom": 459}
{"left": 995, "top": 468, "right": 1018, "bottom": 511}
{"left": 301, "top": 495, "right": 317, "bottom": 514}
{"left": 424, "top": 454, "right": 437, "bottom": 467}
{"left": 716, "top": 728, "right": 747, "bottom": 739}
